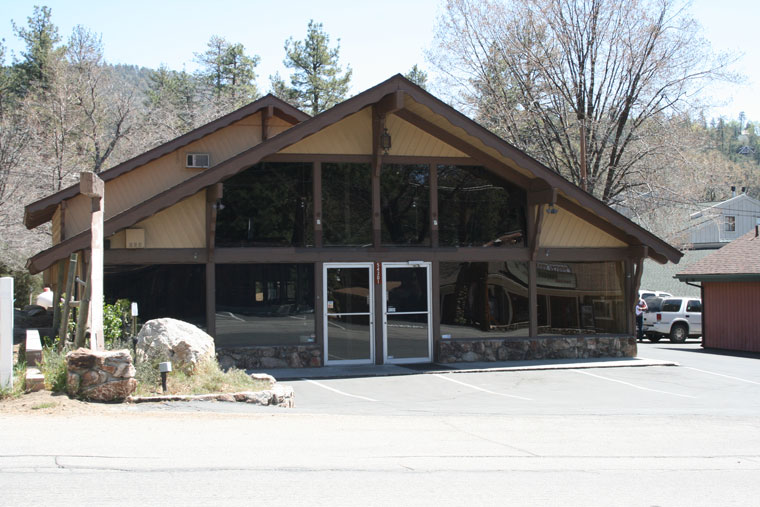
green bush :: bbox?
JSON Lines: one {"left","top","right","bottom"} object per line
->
{"left": 104, "top": 299, "right": 133, "bottom": 346}
{"left": 40, "top": 347, "right": 69, "bottom": 393}
{"left": 0, "top": 261, "right": 42, "bottom": 308}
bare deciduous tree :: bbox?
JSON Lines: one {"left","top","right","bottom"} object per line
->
{"left": 429, "top": 0, "right": 735, "bottom": 203}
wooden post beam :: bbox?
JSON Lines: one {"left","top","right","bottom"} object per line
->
{"left": 375, "top": 91, "right": 405, "bottom": 116}
{"left": 80, "top": 171, "right": 104, "bottom": 351}
{"left": 262, "top": 105, "right": 274, "bottom": 141}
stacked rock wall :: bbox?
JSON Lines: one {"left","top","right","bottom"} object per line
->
{"left": 66, "top": 348, "right": 137, "bottom": 401}
{"left": 438, "top": 336, "right": 637, "bottom": 363}
{"left": 217, "top": 345, "right": 322, "bottom": 370}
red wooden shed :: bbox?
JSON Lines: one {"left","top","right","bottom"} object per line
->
{"left": 676, "top": 227, "right": 760, "bottom": 353}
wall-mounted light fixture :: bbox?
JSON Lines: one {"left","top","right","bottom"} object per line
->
{"left": 380, "top": 128, "right": 392, "bottom": 155}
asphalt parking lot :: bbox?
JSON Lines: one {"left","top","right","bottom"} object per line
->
{"left": 146, "top": 340, "right": 760, "bottom": 418}
{"left": 280, "top": 341, "right": 760, "bottom": 417}
{"left": 5, "top": 340, "right": 760, "bottom": 506}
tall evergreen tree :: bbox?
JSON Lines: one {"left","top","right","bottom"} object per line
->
{"left": 272, "top": 20, "right": 352, "bottom": 115}
{"left": 194, "top": 35, "right": 259, "bottom": 108}
{"left": 404, "top": 64, "right": 428, "bottom": 90}
{"left": 11, "top": 5, "right": 64, "bottom": 93}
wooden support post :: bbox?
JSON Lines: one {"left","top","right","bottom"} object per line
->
{"left": 0, "top": 277, "right": 13, "bottom": 389}
{"left": 74, "top": 268, "right": 91, "bottom": 348}
{"left": 371, "top": 106, "right": 383, "bottom": 248}
{"left": 80, "top": 172, "right": 104, "bottom": 351}
{"left": 51, "top": 259, "right": 65, "bottom": 337}
{"left": 528, "top": 261, "right": 538, "bottom": 337}
{"left": 58, "top": 253, "right": 78, "bottom": 350}
{"left": 313, "top": 162, "right": 323, "bottom": 248}
{"left": 262, "top": 105, "right": 273, "bottom": 141}
{"left": 205, "top": 184, "right": 222, "bottom": 337}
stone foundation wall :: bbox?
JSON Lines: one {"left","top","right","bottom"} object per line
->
{"left": 217, "top": 345, "right": 322, "bottom": 370}
{"left": 437, "top": 335, "right": 636, "bottom": 363}
{"left": 66, "top": 348, "right": 137, "bottom": 401}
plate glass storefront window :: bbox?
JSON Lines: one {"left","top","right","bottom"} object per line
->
{"left": 381, "top": 164, "right": 430, "bottom": 246}
{"left": 215, "top": 163, "right": 313, "bottom": 247}
{"left": 215, "top": 264, "right": 315, "bottom": 347}
{"left": 322, "top": 163, "right": 372, "bottom": 247}
{"left": 437, "top": 165, "right": 526, "bottom": 247}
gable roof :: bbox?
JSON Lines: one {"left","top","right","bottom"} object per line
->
{"left": 676, "top": 228, "right": 760, "bottom": 282}
{"left": 689, "top": 193, "right": 760, "bottom": 219}
{"left": 23, "top": 94, "right": 309, "bottom": 229}
{"left": 25, "top": 74, "right": 682, "bottom": 274}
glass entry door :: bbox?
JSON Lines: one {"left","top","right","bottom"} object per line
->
{"left": 383, "top": 263, "right": 432, "bottom": 364}
{"left": 324, "top": 263, "right": 374, "bottom": 365}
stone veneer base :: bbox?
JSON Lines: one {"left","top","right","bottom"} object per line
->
{"left": 216, "top": 336, "right": 635, "bottom": 369}
{"left": 437, "top": 335, "right": 637, "bottom": 363}
{"left": 217, "top": 344, "right": 322, "bottom": 370}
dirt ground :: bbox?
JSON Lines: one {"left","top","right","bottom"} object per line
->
{"left": 0, "top": 389, "right": 131, "bottom": 415}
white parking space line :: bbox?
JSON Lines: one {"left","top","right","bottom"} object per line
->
{"left": 684, "top": 367, "right": 760, "bottom": 386}
{"left": 572, "top": 370, "right": 697, "bottom": 398}
{"left": 301, "top": 379, "right": 378, "bottom": 402}
{"left": 433, "top": 374, "right": 533, "bottom": 401}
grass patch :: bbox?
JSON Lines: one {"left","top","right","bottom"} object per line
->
{"left": 31, "top": 401, "right": 58, "bottom": 410}
{"left": 0, "top": 361, "right": 26, "bottom": 400}
{"left": 133, "top": 358, "right": 269, "bottom": 396}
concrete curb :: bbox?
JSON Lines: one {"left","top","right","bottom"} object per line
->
{"left": 254, "top": 357, "right": 679, "bottom": 381}
{"left": 126, "top": 384, "right": 294, "bottom": 407}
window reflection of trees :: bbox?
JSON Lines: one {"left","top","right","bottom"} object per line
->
{"left": 381, "top": 164, "right": 430, "bottom": 246}
{"left": 437, "top": 165, "right": 526, "bottom": 247}
{"left": 322, "top": 163, "right": 372, "bottom": 246}
{"left": 215, "top": 162, "right": 313, "bottom": 247}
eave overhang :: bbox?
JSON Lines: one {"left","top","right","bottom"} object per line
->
{"left": 23, "top": 94, "right": 309, "bottom": 229}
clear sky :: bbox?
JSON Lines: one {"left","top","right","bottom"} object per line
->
{"left": 1, "top": 0, "right": 757, "bottom": 122}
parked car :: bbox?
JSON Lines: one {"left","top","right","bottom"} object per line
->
{"left": 639, "top": 289, "right": 672, "bottom": 300}
{"left": 642, "top": 297, "right": 702, "bottom": 343}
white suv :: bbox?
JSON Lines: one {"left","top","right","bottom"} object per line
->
{"left": 639, "top": 289, "right": 672, "bottom": 299}
{"left": 643, "top": 297, "right": 702, "bottom": 343}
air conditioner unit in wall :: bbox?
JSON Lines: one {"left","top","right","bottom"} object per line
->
{"left": 186, "top": 153, "right": 210, "bottom": 168}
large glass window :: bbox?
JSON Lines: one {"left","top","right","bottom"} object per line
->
{"left": 437, "top": 165, "right": 526, "bottom": 247}
{"left": 381, "top": 164, "right": 430, "bottom": 246}
{"left": 439, "top": 262, "right": 536, "bottom": 339}
{"left": 439, "top": 261, "right": 626, "bottom": 338}
{"left": 215, "top": 162, "right": 313, "bottom": 247}
{"left": 215, "top": 264, "right": 315, "bottom": 347}
{"left": 322, "top": 163, "right": 372, "bottom": 246}
{"left": 105, "top": 265, "right": 206, "bottom": 328}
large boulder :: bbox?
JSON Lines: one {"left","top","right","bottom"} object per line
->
{"left": 136, "top": 318, "right": 215, "bottom": 373}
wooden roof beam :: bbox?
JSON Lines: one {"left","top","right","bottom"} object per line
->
{"left": 375, "top": 91, "right": 405, "bottom": 117}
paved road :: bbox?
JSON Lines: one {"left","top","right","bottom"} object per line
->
{"left": 1, "top": 342, "right": 759, "bottom": 506}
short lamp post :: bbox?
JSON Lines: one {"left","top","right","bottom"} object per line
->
{"left": 159, "top": 361, "right": 172, "bottom": 393}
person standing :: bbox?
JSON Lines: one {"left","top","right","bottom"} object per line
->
{"left": 635, "top": 297, "right": 648, "bottom": 341}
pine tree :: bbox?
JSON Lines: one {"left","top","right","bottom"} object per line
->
{"left": 404, "top": 65, "right": 428, "bottom": 90}
{"left": 273, "top": 20, "right": 352, "bottom": 115}
{"left": 11, "top": 5, "right": 65, "bottom": 93}
{"left": 195, "top": 35, "right": 259, "bottom": 108}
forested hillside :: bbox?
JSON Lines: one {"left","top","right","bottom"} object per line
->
{"left": 1, "top": 3, "right": 758, "bottom": 282}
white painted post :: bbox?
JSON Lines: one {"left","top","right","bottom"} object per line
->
{"left": 81, "top": 172, "right": 105, "bottom": 351}
{"left": 0, "top": 277, "right": 14, "bottom": 389}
